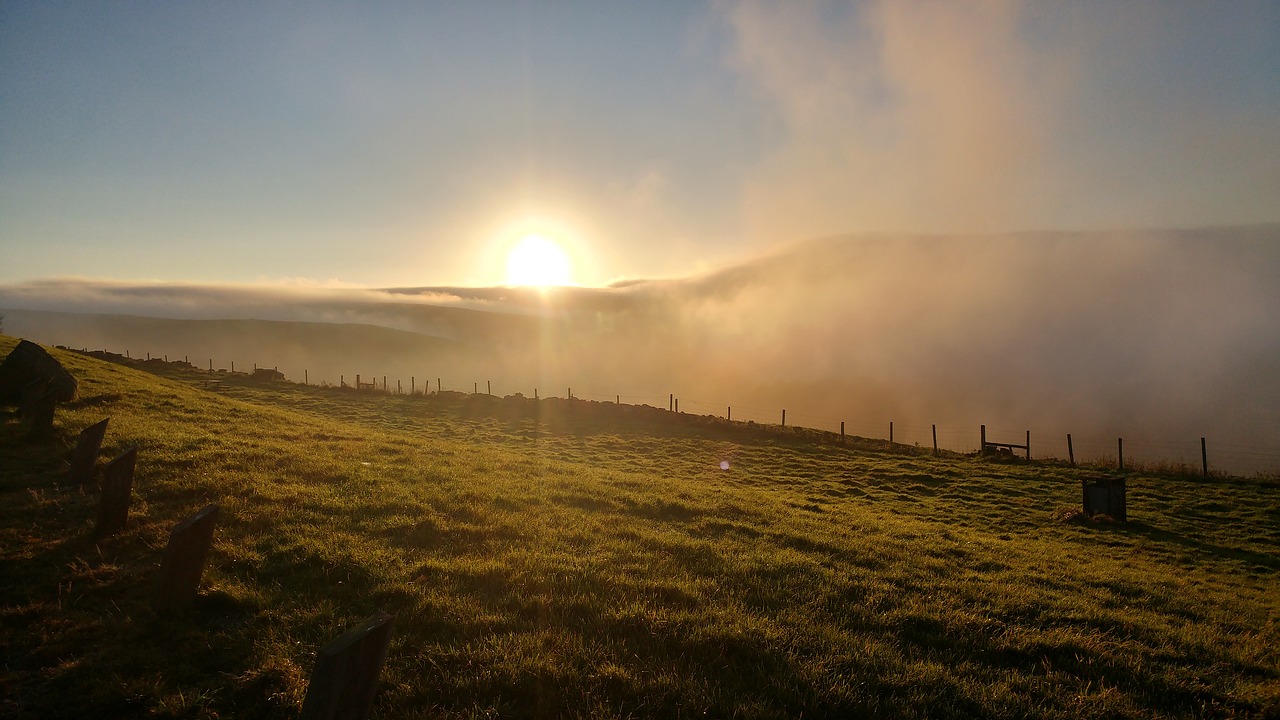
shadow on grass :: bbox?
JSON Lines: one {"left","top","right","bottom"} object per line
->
{"left": 1085, "top": 519, "right": 1279, "bottom": 571}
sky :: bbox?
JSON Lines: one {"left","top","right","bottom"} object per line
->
{"left": 2, "top": 1, "right": 1278, "bottom": 288}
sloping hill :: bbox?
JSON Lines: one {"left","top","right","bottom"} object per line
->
{"left": 1, "top": 336, "right": 1276, "bottom": 718}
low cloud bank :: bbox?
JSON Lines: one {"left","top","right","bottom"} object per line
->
{"left": 4, "top": 226, "right": 1278, "bottom": 474}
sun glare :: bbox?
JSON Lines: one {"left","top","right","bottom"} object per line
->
{"left": 505, "top": 234, "right": 573, "bottom": 287}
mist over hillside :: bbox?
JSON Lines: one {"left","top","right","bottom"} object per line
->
{"left": 4, "top": 226, "right": 1278, "bottom": 472}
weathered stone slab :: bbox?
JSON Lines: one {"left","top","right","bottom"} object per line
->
{"left": 153, "top": 504, "right": 220, "bottom": 614}
{"left": 67, "top": 419, "right": 109, "bottom": 485}
{"left": 24, "top": 383, "right": 57, "bottom": 440}
{"left": 96, "top": 446, "right": 138, "bottom": 536}
{"left": 300, "top": 612, "right": 396, "bottom": 720}
{"left": 0, "top": 339, "right": 77, "bottom": 404}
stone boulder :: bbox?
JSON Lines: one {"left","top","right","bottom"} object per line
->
{"left": 0, "top": 340, "right": 78, "bottom": 405}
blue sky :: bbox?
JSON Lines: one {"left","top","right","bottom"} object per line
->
{"left": 2, "top": 1, "right": 1278, "bottom": 287}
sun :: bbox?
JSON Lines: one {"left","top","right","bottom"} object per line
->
{"left": 505, "top": 234, "right": 573, "bottom": 287}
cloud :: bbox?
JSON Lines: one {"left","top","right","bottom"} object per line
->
{"left": 721, "top": 0, "right": 1280, "bottom": 240}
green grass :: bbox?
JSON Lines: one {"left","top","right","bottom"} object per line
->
{"left": 2, "top": 336, "right": 1277, "bottom": 718}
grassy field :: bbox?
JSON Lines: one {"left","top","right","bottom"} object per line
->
{"left": 1, "top": 336, "right": 1277, "bottom": 719}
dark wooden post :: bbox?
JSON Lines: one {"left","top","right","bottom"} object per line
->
{"left": 1067, "top": 434, "right": 1075, "bottom": 466}
{"left": 474, "top": 382, "right": 478, "bottom": 395}
{"left": 1201, "top": 437, "right": 1208, "bottom": 477}
{"left": 209, "top": 359, "right": 213, "bottom": 370}
{"left": 674, "top": 398, "right": 678, "bottom": 412}
{"left": 68, "top": 419, "right": 110, "bottom": 485}
{"left": 1026, "top": 430, "right": 1031, "bottom": 460}
{"left": 781, "top": 409, "right": 785, "bottom": 427}
{"left": 231, "top": 361, "right": 234, "bottom": 372}
{"left": 841, "top": 421, "right": 845, "bottom": 440}
{"left": 397, "top": 380, "right": 401, "bottom": 394}
{"left": 980, "top": 425, "right": 986, "bottom": 454}
{"left": 96, "top": 446, "right": 137, "bottom": 536}
{"left": 488, "top": 381, "right": 492, "bottom": 395}
{"left": 616, "top": 395, "right": 619, "bottom": 404}
{"left": 383, "top": 376, "right": 387, "bottom": 392}
{"left": 300, "top": 612, "right": 395, "bottom": 720}
{"left": 932, "top": 424, "right": 938, "bottom": 456}
{"left": 1118, "top": 437, "right": 1124, "bottom": 470}
{"left": 534, "top": 388, "right": 538, "bottom": 399}
{"left": 356, "top": 374, "right": 361, "bottom": 389}
{"left": 889, "top": 421, "right": 893, "bottom": 447}
{"left": 154, "top": 504, "right": 220, "bottom": 614}
{"left": 669, "top": 394, "right": 673, "bottom": 411}
{"left": 411, "top": 377, "right": 415, "bottom": 394}
{"left": 437, "top": 378, "right": 441, "bottom": 393}
{"left": 305, "top": 369, "right": 309, "bottom": 385}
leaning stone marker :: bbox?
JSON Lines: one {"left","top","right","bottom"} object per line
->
{"left": 67, "top": 418, "right": 109, "bottom": 485}
{"left": 153, "top": 504, "right": 220, "bottom": 614}
{"left": 1082, "top": 476, "right": 1127, "bottom": 521}
{"left": 300, "top": 612, "right": 396, "bottom": 720}
{"left": 24, "top": 384, "right": 57, "bottom": 440}
{"left": 96, "top": 446, "right": 138, "bottom": 536}
{"left": 0, "top": 339, "right": 78, "bottom": 404}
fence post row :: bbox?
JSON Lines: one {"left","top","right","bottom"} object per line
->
{"left": 75, "top": 348, "right": 1265, "bottom": 471}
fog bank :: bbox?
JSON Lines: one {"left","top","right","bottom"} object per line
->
{"left": 4, "top": 226, "right": 1278, "bottom": 474}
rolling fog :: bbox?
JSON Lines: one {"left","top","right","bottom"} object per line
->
{"left": 4, "top": 226, "right": 1278, "bottom": 474}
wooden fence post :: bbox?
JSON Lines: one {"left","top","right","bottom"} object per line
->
{"left": 96, "top": 446, "right": 137, "bottom": 537}
{"left": 980, "top": 425, "right": 986, "bottom": 454}
{"left": 1201, "top": 437, "right": 1208, "bottom": 477}
{"left": 932, "top": 424, "right": 938, "bottom": 456}
{"left": 1118, "top": 437, "right": 1124, "bottom": 470}
{"left": 674, "top": 398, "right": 678, "bottom": 412}
{"left": 305, "top": 369, "right": 309, "bottom": 385}
{"left": 411, "top": 377, "right": 415, "bottom": 394}
{"left": 383, "top": 376, "right": 387, "bottom": 392}
{"left": 1067, "top": 433, "right": 1075, "bottom": 465}
{"left": 1026, "top": 430, "right": 1031, "bottom": 460}
{"left": 154, "top": 504, "right": 220, "bottom": 614}
{"left": 781, "top": 409, "right": 785, "bottom": 427}
{"left": 488, "top": 381, "right": 492, "bottom": 395}
{"left": 841, "top": 421, "right": 845, "bottom": 440}
{"left": 299, "top": 612, "right": 395, "bottom": 720}
{"left": 68, "top": 419, "right": 110, "bottom": 485}
{"left": 889, "top": 421, "right": 893, "bottom": 447}
{"left": 437, "top": 378, "right": 441, "bottom": 393}
{"left": 669, "top": 394, "right": 673, "bottom": 411}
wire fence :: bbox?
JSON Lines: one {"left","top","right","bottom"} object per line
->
{"left": 74, "top": 347, "right": 1280, "bottom": 478}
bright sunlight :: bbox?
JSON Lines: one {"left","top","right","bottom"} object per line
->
{"left": 505, "top": 234, "right": 573, "bottom": 287}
